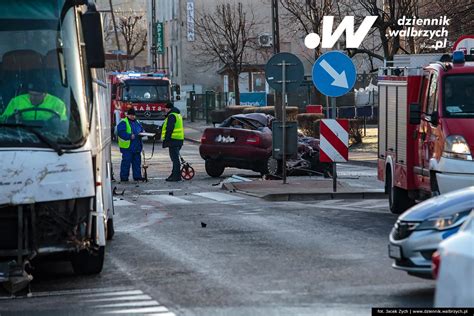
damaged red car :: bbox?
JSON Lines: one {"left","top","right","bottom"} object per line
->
{"left": 199, "top": 113, "right": 331, "bottom": 177}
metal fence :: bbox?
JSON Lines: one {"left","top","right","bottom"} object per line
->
{"left": 186, "top": 91, "right": 227, "bottom": 123}
{"left": 336, "top": 105, "right": 378, "bottom": 119}
{"left": 185, "top": 73, "right": 379, "bottom": 122}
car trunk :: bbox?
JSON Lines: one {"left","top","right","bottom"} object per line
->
{"left": 202, "top": 127, "right": 263, "bottom": 147}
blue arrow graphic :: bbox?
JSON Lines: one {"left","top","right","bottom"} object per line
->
{"left": 319, "top": 59, "right": 349, "bottom": 89}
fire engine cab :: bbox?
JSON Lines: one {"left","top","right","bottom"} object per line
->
{"left": 108, "top": 72, "right": 180, "bottom": 135}
{"left": 378, "top": 37, "right": 474, "bottom": 214}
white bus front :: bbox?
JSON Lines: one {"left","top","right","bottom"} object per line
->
{"left": 0, "top": 0, "right": 112, "bottom": 291}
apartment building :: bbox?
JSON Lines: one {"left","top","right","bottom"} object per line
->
{"left": 146, "top": 0, "right": 315, "bottom": 95}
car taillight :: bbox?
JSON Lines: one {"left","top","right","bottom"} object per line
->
{"left": 432, "top": 251, "right": 441, "bottom": 279}
{"left": 246, "top": 135, "right": 260, "bottom": 146}
{"left": 201, "top": 134, "right": 207, "bottom": 144}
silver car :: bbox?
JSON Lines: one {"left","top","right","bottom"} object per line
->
{"left": 388, "top": 187, "right": 474, "bottom": 279}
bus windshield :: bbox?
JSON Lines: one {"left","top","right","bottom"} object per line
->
{"left": 0, "top": 0, "right": 88, "bottom": 149}
{"left": 443, "top": 74, "right": 474, "bottom": 118}
{"left": 122, "top": 80, "right": 170, "bottom": 103}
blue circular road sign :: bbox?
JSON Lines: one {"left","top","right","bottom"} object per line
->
{"left": 265, "top": 52, "right": 304, "bottom": 92}
{"left": 312, "top": 51, "right": 356, "bottom": 98}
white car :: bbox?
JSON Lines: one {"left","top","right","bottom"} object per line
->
{"left": 433, "top": 210, "right": 474, "bottom": 307}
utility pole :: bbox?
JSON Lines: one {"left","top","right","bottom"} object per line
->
{"left": 271, "top": 0, "right": 280, "bottom": 54}
{"left": 151, "top": 0, "right": 158, "bottom": 72}
{"left": 108, "top": 0, "right": 123, "bottom": 70}
{"left": 271, "top": 0, "right": 282, "bottom": 120}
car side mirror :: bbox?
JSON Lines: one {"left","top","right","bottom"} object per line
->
{"left": 409, "top": 103, "right": 421, "bottom": 125}
{"left": 81, "top": 5, "right": 105, "bottom": 68}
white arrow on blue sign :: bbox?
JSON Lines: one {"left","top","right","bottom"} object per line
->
{"left": 312, "top": 51, "right": 356, "bottom": 98}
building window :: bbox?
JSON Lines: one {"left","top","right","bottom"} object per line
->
{"left": 166, "top": 47, "right": 169, "bottom": 74}
{"left": 175, "top": 45, "right": 179, "bottom": 77}
{"left": 170, "top": 45, "right": 174, "bottom": 76}
{"left": 252, "top": 72, "right": 266, "bottom": 92}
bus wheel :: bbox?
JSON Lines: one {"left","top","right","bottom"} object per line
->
{"left": 71, "top": 246, "right": 105, "bottom": 275}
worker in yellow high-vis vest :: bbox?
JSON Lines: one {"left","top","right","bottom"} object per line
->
{"left": 0, "top": 81, "right": 67, "bottom": 122}
{"left": 162, "top": 102, "right": 184, "bottom": 182}
{"left": 117, "top": 108, "right": 145, "bottom": 182}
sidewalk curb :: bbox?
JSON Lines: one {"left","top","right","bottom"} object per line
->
{"left": 222, "top": 182, "right": 386, "bottom": 201}
{"left": 347, "top": 160, "right": 377, "bottom": 168}
{"left": 222, "top": 182, "right": 265, "bottom": 198}
{"left": 261, "top": 191, "right": 387, "bottom": 201}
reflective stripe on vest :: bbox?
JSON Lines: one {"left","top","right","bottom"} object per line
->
{"left": 161, "top": 112, "right": 184, "bottom": 140}
{"left": 118, "top": 118, "right": 132, "bottom": 149}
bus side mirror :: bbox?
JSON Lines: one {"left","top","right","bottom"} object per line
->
{"left": 409, "top": 103, "right": 421, "bottom": 125}
{"left": 81, "top": 6, "right": 106, "bottom": 68}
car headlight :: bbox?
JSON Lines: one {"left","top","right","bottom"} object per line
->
{"left": 442, "top": 135, "right": 472, "bottom": 160}
{"left": 416, "top": 210, "right": 471, "bottom": 231}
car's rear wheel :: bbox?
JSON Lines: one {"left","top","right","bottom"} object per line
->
{"left": 265, "top": 157, "right": 283, "bottom": 176}
{"left": 205, "top": 160, "right": 225, "bottom": 177}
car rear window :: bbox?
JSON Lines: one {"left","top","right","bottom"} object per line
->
{"left": 220, "top": 117, "right": 265, "bottom": 130}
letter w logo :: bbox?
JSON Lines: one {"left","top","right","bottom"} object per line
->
{"left": 305, "top": 16, "right": 378, "bottom": 49}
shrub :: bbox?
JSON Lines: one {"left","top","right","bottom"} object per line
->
{"left": 297, "top": 113, "right": 324, "bottom": 138}
{"left": 242, "top": 107, "right": 257, "bottom": 114}
{"left": 240, "top": 106, "right": 299, "bottom": 121}
{"left": 296, "top": 116, "right": 363, "bottom": 143}
{"left": 210, "top": 110, "right": 227, "bottom": 124}
{"left": 224, "top": 106, "right": 252, "bottom": 117}
{"left": 349, "top": 119, "right": 363, "bottom": 145}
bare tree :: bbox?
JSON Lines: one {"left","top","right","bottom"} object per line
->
{"left": 194, "top": 2, "right": 258, "bottom": 105}
{"left": 117, "top": 14, "right": 148, "bottom": 69}
{"left": 108, "top": 0, "right": 123, "bottom": 69}
{"left": 339, "top": 0, "right": 417, "bottom": 62}
{"left": 415, "top": 0, "right": 474, "bottom": 51}
{"left": 279, "top": 0, "right": 335, "bottom": 61}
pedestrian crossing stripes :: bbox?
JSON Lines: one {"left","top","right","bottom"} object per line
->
{"left": 0, "top": 287, "right": 176, "bottom": 315}
{"left": 86, "top": 288, "right": 175, "bottom": 315}
{"left": 114, "top": 191, "right": 247, "bottom": 207}
{"left": 113, "top": 192, "right": 389, "bottom": 213}
{"left": 193, "top": 192, "right": 244, "bottom": 202}
{"left": 147, "top": 195, "right": 193, "bottom": 205}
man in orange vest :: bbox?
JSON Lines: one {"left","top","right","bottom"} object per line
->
{"left": 117, "top": 108, "right": 144, "bottom": 182}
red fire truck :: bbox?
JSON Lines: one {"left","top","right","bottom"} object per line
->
{"left": 108, "top": 72, "right": 180, "bottom": 135}
{"left": 378, "top": 37, "right": 474, "bottom": 214}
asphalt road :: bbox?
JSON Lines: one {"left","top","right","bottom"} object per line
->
{"left": 0, "top": 142, "right": 434, "bottom": 316}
